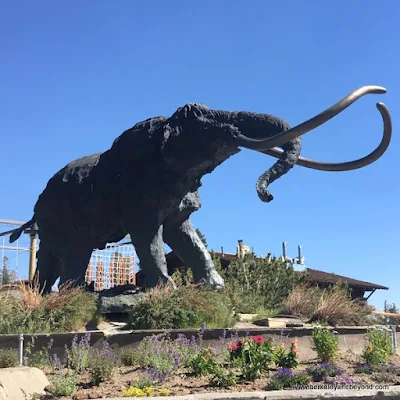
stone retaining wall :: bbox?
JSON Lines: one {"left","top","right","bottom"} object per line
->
{"left": 0, "top": 327, "right": 398, "bottom": 361}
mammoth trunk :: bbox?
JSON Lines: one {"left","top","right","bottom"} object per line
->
{"left": 210, "top": 110, "right": 302, "bottom": 203}
{"left": 255, "top": 137, "right": 301, "bottom": 202}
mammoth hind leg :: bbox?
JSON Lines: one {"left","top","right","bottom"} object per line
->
{"left": 35, "top": 239, "right": 62, "bottom": 294}
{"left": 58, "top": 242, "right": 93, "bottom": 289}
{"left": 130, "top": 223, "right": 176, "bottom": 289}
{"left": 163, "top": 218, "right": 224, "bottom": 289}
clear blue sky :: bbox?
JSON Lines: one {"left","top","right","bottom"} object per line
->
{"left": 1, "top": 1, "right": 399, "bottom": 310}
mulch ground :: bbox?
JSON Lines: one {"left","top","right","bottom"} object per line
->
{"left": 41, "top": 351, "right": 400, "bottom": 400}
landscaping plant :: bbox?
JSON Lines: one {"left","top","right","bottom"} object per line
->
{"left": 128, "top": 281, "right": 237, "bottom": 330}
{"left": 0, "top": 348, "right": 18, "bottom": 368}
{"left": 229, "top": 335, "right": 274, "bottom": 381}
{"left": 213, "top": 253, "right": 306, "bottom": 314}
{"left": 187, "top": 348, "right": 221, "bottom": 377}
{"left": 362, "top": 328, "right": 393, "bottom": 366}
{"left": 0, "top": 282, "right": 98, "bottom": 334}
{"left": 87, "top": 340, "right": 119, "bottom": 385}
{"left": 306, "top": 362, "right": 343, "bottom": 382}
{"left": 65, "top": 332, "right": 92, "bottom": 372}
{"left": 47, "top": 372, "right": 77, "bottom": 397}
{"left": 311, "top": 327, "right": 338, "bottom": 362}
{"left": 273, "top": 339, "right": 300, "bottom": 369}
{"left": 284, "top": 283, "right": 374, "bottom": 326}
{"left": 268, "top": 368, "right": 310, "bottom": 390}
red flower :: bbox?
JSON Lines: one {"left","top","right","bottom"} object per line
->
{"left": 229, "top": 343, "right": 239, "bottom": 351}
{"left": 250, "top": 335, "right": 265, "bottom": 344}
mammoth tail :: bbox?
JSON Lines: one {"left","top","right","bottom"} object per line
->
{"left": 9, "top": 216, "right": 36, "bottom": 243}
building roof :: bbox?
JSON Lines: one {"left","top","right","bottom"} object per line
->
{"left": 305, "top": 268, "right": 389, "bottom": 291}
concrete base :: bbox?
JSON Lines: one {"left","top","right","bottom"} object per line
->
{"left": 0, "top": 367, "right": 49, "bottom": 400}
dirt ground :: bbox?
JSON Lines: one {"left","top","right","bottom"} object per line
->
{"left": 42, "top": 351, "right": 400, "bottom": 400}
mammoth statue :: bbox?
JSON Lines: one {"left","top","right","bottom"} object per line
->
{"left": 9, "top": 86, "right": 392, "bottom": 293}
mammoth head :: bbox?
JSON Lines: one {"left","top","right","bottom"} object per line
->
{"left": 162, "top": 86, "right": 392, "bottom": 202}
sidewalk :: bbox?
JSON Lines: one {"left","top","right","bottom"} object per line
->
{"left": 98, "top": 387, "right": 400, "bottom": 400}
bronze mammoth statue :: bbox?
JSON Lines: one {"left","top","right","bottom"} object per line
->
{"left": 9, "top": 85, "right": 392, "bottom": 293}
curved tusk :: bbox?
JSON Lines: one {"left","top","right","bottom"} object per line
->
{"left": 260, "top": 102, "right": 392, "bottom": 171}
{"left": 236, "top": 86, "right": 387, "bottom": 150}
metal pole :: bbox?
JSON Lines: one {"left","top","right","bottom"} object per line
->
{"left": 392, "top": 325, "right": 397, "bottom": 353}
{"left": 29, "top": 232, "right": 37, "bottom": 281}
{"left": 18, "top": 334, "right": 24, "bottom": 367}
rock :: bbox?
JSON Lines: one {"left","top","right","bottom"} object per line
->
{"left": 252, "top": 317, "right": 305, "bottom": 328}
{"left": 73, "top": 393, "right": 88, "bottom": 400}
{"left": 237, "top": 313, "right": 258, "bottom": 322}
{"left": 98, "top": 293, "right": 145, "bottom": 314}
{"left": 0, "top": 367, "right": 50, "bottom": 400}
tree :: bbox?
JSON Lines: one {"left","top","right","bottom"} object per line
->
{"left": 195, "top": 229, "right": 208, "bottom": 248}
{"left": 1, "top": 256, "right": 12, "bottom": 285}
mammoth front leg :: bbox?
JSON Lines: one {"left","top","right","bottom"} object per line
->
{"left": 163, "top": 218, "right": 224, "bottom": 289}
{"left": 130, "top": 224, "right": 176, "bottom": 289}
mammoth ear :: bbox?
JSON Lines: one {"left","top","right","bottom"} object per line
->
{"left": 159, "top": 115, "right": 193, "bottom": 166}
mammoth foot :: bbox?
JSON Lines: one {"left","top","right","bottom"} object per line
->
{"left": 204, "top": 269, "right": 225, "bottom": 289}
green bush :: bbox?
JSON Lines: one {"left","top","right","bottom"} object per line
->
{"left": 128, "top": 282, "right": 237, "bottom": 330}
{"left": 213, "top": 253, "right": 306, "bottom": 314}
{"left": 87, "top": 341, "right": 119, "bottom": 385}
{"left": 362, "top": 328, "right": 393, "bottom": 366}
{"left": 48, "top": 373, "right": 77, "bottom": 397}
{"left": 120, "top": 346, "right": 138, "bottom": 366}
{"left": 273, "top": 341, "right": 300, "bottom": 369}
{"left": 311, "top": 327, "right": 338, "bottom": 362}
{"left": 0, "top": 283, "right": 98, "bottom": 334}
{"left": 187, "top": 348, "right": 220, "bottom": 377}
{"left": 0, "top": 349, "right": 18, "bottom": 368}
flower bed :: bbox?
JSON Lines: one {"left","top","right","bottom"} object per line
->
{"left": 1, "top": 326, "right": 398, "bottom": 399}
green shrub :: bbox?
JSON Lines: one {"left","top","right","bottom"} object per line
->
{"left": 87, "top": 341, "right": 119, "bottom": 385}
{"left": 128, "top": 282, "right": 237, "bottom": 330}
{"left": 0, "top": 349, "right": 18, "bottom": 368}
{"left": 120, "top": 346, "right": 138, "bottom": 366}
{"left": 273, "top": 340, "right": 299, "bottom": 369}
{"left": 48, "top": 373, "right": 77, "bottom": 397}
{"left": 311, "top": 327, "right": 338, "bottom": 362}
{"left": 0, "top": 283, "right": 98, "bottom": 334}
{"left": 362, "top": 328, "right": 393, "bottom": 366}
{"left": 187, "top": 348, "right": 220, "bottom": 377}
{"left": 214, "top": 254, "right": 306, "bottom": 314}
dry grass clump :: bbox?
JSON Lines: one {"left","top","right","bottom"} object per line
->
{"left": 0, "top": 280, "right": 98, "bottom": 334}
{"left": 283, "top": 283, "right": 374, "bottom": 326}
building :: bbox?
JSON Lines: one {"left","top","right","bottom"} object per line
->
{"left": 135, "top": 240, "right": 389, "bottom": 301}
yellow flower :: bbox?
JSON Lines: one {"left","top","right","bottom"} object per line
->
{"left": 158, "top": 388, "right": 171, "bottom": 396}
{"left": 122, "top": 387, "right": 146, "bottom": 397}
{"left": 368, "top": 344, "right": 373, "bottom": 352}
{"left": 144, "top": 387, "right": 155, "bottom": 396}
